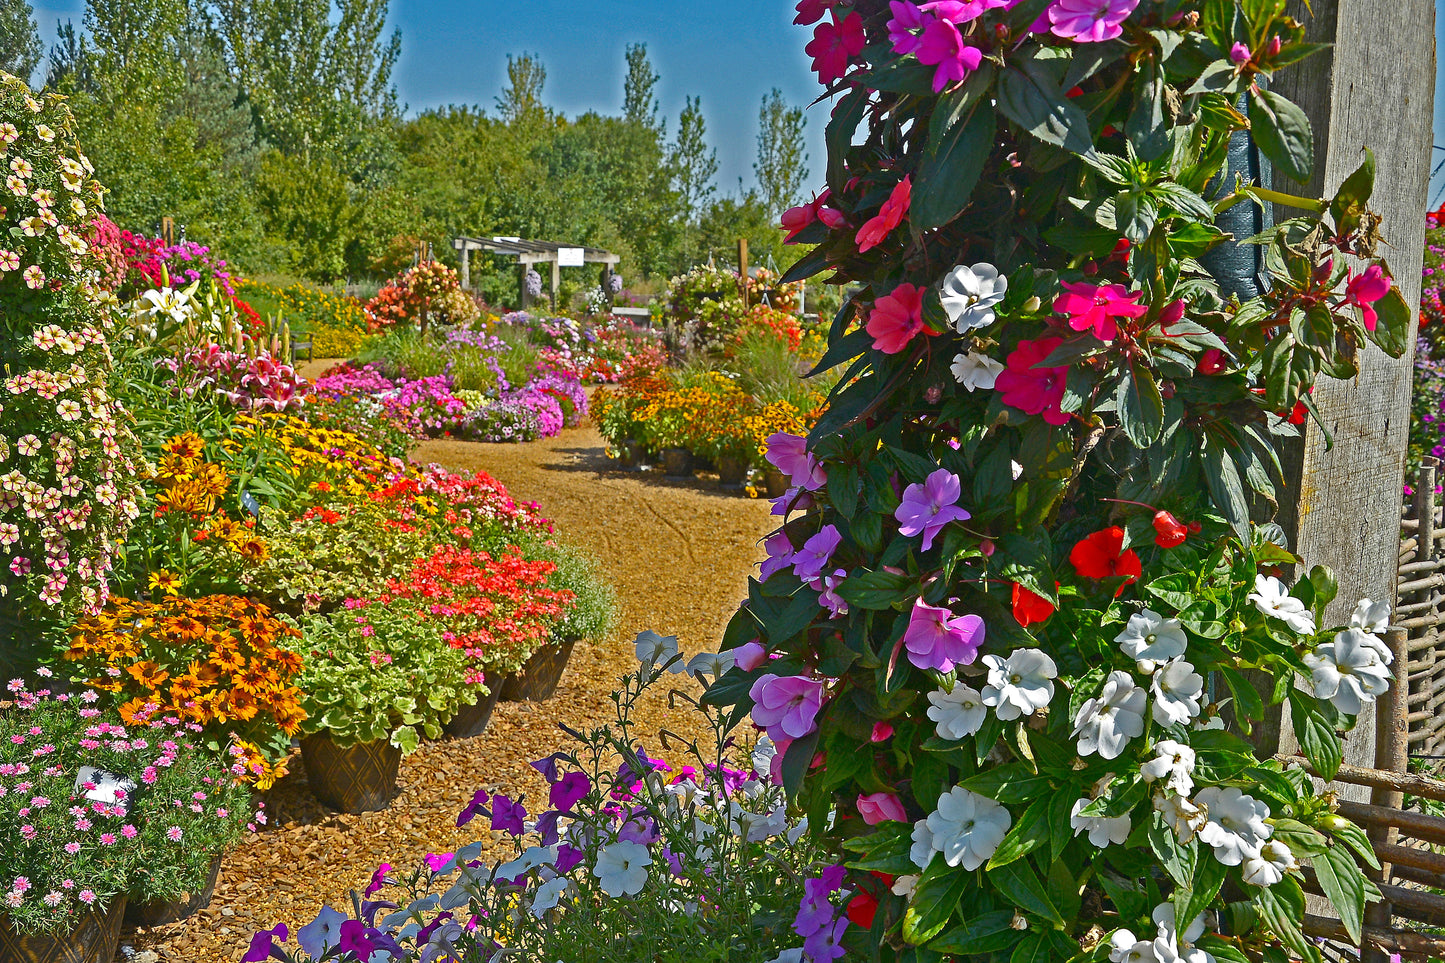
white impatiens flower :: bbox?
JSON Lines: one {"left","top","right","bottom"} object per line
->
{"left": 1150, "top": 902, "right": 1212, "bottom": 963}
{"left": 891, "top": 874, "right": 920, "bottom": 898}
{"left": 1194, "top": 787, "right": 1271, "bottom": 866}
{"left": 924, "top": 787, "right": 1012, "bottom": 870}
{"left": 1153, "top": 793, "right": 1205, "bottom": 844}
{"left": 1351, "top": 597, "right": 1391, "bottom": 635}
{"left": 633, "top": 630, "right": 682, "bottom": 671}
{"left": 1151, "top": 660, "right": 1204, "bottom": 728}
{"left": 909, "top": 818, "right": 936, "bottom": 870}
{"left": 1247, "top": 575, "right": 1316, "bottom": 635}
{"left": 1115, "top": 610, "right": 1188, "bottom": 673}
{"left": 591, "top": 841, "right": 652, "bottom": 897}
{"left": 1303, "top": 628, "right": 1392, "bottom": 716}
{"left": 1140, "top": 740, "right": 1196, "bottom": 797}
{"left": 940, "top": 262, "right": 1007, "bottom": 332}
{"left": 926, "top": 684, "right": 987, "bottom": 741}
{"left": 1069, "top": 797, "right": 1131, "bottom": 847}
{"left": 1109, "top": 930, "right": 1157, "bottom": 963}
{"left": 1072, "top": 670, "right": 1147, "bottom": 759}
{"left": 529, "top": 876, "right": 569, "bottom": 917}
{"left": 981, "top": 649, "right": 1058, "bottom": 720}
{"left": 950, "top": 351, "right": 1004, "bottom": 391}
{"left": 1241, "top": 839, "right": 1298, "bottom": 888}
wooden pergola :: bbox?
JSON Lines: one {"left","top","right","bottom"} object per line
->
{"left": 451, "top": 236, "right": 620, "bottom": 309}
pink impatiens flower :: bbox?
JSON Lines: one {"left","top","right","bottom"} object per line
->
{"left": 806, "top": 10, "right": 867, "bottom": 84}
{"left": 895, "top": 468, "right": 971, "bottom": 551}
{"left": 857, "top": 791, "right": 909, "bottom": 825}
{"left": 759, "top": 531, "right": 796, "bottom": 581}
{"left": 1054, "top": 281, "right": 1149, "bottom": 342}
{"left": 996, "top": 337, "right": 1072, "bottom": 425}
{"left": 856, "top": 176, "right": 912, "bottom": 253}
{"left": 793, "top": 525, "right": 844, "bottom": 583}
{"left": 915, "top": 18, "right": 984, "bottom": 92}
{"left": 866, "top": 283, "right": 929, "bottom": 354}
{"left": 1344, "top": 264, "right": 1391, "bottom": 331}
{"left": 887, "top": 1, "right": 933, "bottom": 55}
{"left": 902, "top": 598, "right": 986, "bottom": 672}
{"left": 765, "top": 432, "right": 827, "bottom": 490}
{"left": 1044, "top": 0, "right": 1140, "bottom": 42}
{"left": 749, "top": 674, "right": 828, "bottom": 740}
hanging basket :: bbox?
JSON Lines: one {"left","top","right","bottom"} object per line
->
{"left": 124, "top": 851, "right": 223, "bottom": 928}
{"left": 442, "top": 683, "right": 506, "bottom": 740}
{"left": 500, "top": 637, "right": 580, "bottom": 703}
{"left": 299, "top": 735, "right": 401, "bottom": 814}
{"left": 660, "top": 448, "right": 694, "bottom": 477}
{"left": 0, "top": 898, "right": 127, "bottom": 963}
{"left": 717, "top": 457, "right": 749, "bottom": 490}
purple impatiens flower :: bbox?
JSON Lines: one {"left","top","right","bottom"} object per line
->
{"left": 903, "top": 598, "right": 985, "bottom": 672}
{"left": 793, "top": 525, "right": 843, "bottom": 583}
{"left": 895, "top": 468, "right": 971, "bottom": 551}
{"left": 749, "top": 674, "right": 828, "bottom": 741}
{"left": 759, "top": 530, "right": 795, "bottom": 581}
{"left": 766, "top": 432, "right": 827, "bottom": 490}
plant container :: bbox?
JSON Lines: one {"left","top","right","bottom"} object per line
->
{"left": 299, "top": 734, "right": 401, "bottom": 814}
{"left": 124, "top": 852, "right": 223, "bottom": 928}
{"left": 717, "top": 457, "right": 749, "bottom": 490}
{"left": 661, "top": 447, "right": 694, "bottom": 477}
{"left": 442, "top": 683, "right": 506, "bottom": 740}
{"left": 0, "top": 898, "right": 126, "bottom": 963}
{"left": 500, "top": 636, "right": 580, "bottom": 703}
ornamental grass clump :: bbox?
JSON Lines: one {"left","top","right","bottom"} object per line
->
{"left": 0, "top": 677, "right": 254, "bottom": 935}
{"left": 696, "top": 1, "right": 1414, "bottom": 960}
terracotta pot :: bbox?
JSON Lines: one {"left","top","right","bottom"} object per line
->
{"left": 763, "top": 468, "right": 789, "bottom": 498}
{"left": 717, "top": 456, "right": 749, "bottom": 490}
{"left": 661, "top": 447, "right": 694, "bottom": 477}
{"left": 0, "top": 898, "right": 126, "bottom": 963}
{"left": 442, "top": 683, "right": 506, "bottom": 740}
{"left": 124, "top": 852, "right": 222, "bottom": 927}
{"left": 299, "top": 735, "right": 401, "bottom": 813}
{"left": 500, "top": 637, "right": 579, "bottom": 703}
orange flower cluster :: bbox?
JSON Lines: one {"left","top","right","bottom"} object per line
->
{"left": 155, "top": 433, "right": 231, "bottom": 518}
{"left": 65, "top": 595, "right": 306, "bottom": 789}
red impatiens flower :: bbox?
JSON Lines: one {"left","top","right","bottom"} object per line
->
{"left": 855, "top": 176, "right": 912, "bottom": 253}
{"left": 1069, "top": 527, "right": 1141, "bottom": 595}
{"left": 866, "top": 283, "right": 930, "bottom": 354}
{"left": 1011, "top": 581, "right": 1056, "bottom": 627}
{"left": 1053, "top": 280, "right": 1150, "bottom": 343}
{"left": 780, "top": 189, "right": 845, "bottom": 243}
{"left": 1152, "top": 511, "right": 1188, "bottom": 548}
{"left": 995, "top": 337, "right": 1071, "bottom": 425}
{"left": 794, "top": 0, "right": 838, "bottom": 25}
{"left": 806, "top": 10, "right": 866, "bottom": 85}
{"left": 847, "top": 889, "right": 879, "bottom": 929}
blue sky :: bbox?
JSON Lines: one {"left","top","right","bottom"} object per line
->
{"left": 29, "top": 1, "right": 1445, "bottom": 203}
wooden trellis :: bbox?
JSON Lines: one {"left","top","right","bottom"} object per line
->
{"left": 1397, "top": 458, "right": 1445, "bottom": 758}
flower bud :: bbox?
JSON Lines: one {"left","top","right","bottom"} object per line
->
{"left": 1022, "top": 296, "right": 1041, "bottom": 313}
{"left": 1197, "top": 348, "right": 1227, "bottom": 375}
{"left": 1153, "top": 511, "right": 1188, "bottom": 548}
{"left": 1267, "top": 35, "right": 1282, "bottom": 56}
{"left": 1312, "top": 256, "right": 1335, "bottom": 285}
{"left": 979, "top": 538, "right": 995, "bottom": 557}
{"left": 1083, "top": 260, "right": 1098, "bottom": 276}
{"left": 1229, "top": 42, "right": 1252, "bottom": 65}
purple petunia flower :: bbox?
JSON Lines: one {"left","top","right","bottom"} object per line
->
{"left": 492, "top": 794, "right": 527, "bottom": 836}
{"left": 549, "top": 771, "right": 591, "bottom": 813}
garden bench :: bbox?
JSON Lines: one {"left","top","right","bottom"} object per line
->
{"left": 291, "top": 339, "right": 313, "bottom": 363}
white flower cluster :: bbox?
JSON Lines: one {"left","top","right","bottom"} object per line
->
{"left": 941, "top": 262, "right": 1007, "bottom": 391}
{"left": 924, "top": 647, "right": 1059, "bottom": 744}
{"left": 1110, "top": 903, "right": 1214, "bottom": 963}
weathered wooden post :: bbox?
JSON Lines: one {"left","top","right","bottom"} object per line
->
{"left": 1271, "top": 0, "right": 1434, "bottom": 777}
{"left": 738, "top": 238, "right": 750, "bottom": 310}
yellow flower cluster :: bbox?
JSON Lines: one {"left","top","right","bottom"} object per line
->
{"left": 234, "top": 278, "right": 368, "bottom": 331}
{"left": 308, "top": 323, "right": 368, "bottom": 359}
{"left": 745, "top": 400, "right": 811, "bottom": 462}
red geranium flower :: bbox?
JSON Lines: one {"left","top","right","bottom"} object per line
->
{"left": 1069, "top": 527, "right": 1141, "bottom": 595}
{"left": 1011, "top": 582, "right": 1056, "bottom": 627}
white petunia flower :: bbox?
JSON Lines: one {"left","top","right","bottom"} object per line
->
{"left": 926, "top": 684, "right": 987, "bottom": 741}
{"left": 1151, "top": 660, "right": 1204, "bottom": 728}
{"left": 1073, "top": 670, "right": 1147, "bottom": 759}
{"left": 633, "top": 630, "right": 682, "bottom": 671}
{"left": 1240, "top": 839, "right": 1298, "bottom": 888}
{"left": 940, "top": 262, "right": 1007, "bottom": 332}
{"left": 1247, "top": 575, "right": 1316, "bottom": 635}
{"left": 1140, "top": 740, "right": 1196, "bottom": 797}
{"left": 591, "top": 841, "right": 652, "bottom": 897}
{"left": 1069, "top": 797, "right": 1131, "bottom": 847}
{"left": 763, "top": 950, "right": 806, "bottom": 963}
{"left": 529, "top": 876, "right": 569, "bottom": 917}
{"left": 981, "top": 649, "right": 1057, "bottom": 720}
{"left": 1303, "top": 628, "right": 1392, "bottom": 716}
{"left": 686, "top": 650, "right": 736, "bottom": 680}
{"left": 1115, "top": 610, "right": 1188, "bottom": 673}
{"left": 1195, "top": 786, "right": 1271, "bottom": 866}
{"left": 1351, "top": 597, "right": 1390, "bottom": 635}
{"left": 924, "top": 787, "right": 1012, "bottom": 870}
{"left": 497, "top": 845, "right": 556, "bottom": 880}
{"left": 909, "top": 817, "right": 936, "bottom": 870}
{"left": 950, "top": 351, "right": 1004, "bottom": 391}
{"left": 750, "top": 736, "right": 777, "bottom": 780}
{"left": 1154, "top": 793, "right": 1206, "bottom": 844}
{"left": 1109, "top": 930, "right": 1158, "bottom": 963}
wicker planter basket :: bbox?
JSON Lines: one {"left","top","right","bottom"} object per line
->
{"left": 0, "top": 898, "right": 126, "bottom": 963}
{"left": 299, "top": 735, "right": 401, "bottom": 813}
{"left": 660, "top": 447, "right": 694, "bottom": 477}
{"left": 500, "top": 637, "right": 580, "bottom": 703}
{"left": 717, "top": 456, "right": 749, "bottom": 490}
{"left": 124, "top": 851, "right": 222, "bottom": 927}
{"left": 763, "top": 469, "right": 789, "bottom": 498}
{"left": 442, "top": 683, "right": 506, "bottom": 740}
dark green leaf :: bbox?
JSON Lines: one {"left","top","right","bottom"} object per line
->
{"left": 990, "top": 859, "right": 1063, "bottom": 925}
{"left": 1329, "top": 148, "right": 1375, "bottom": 234}
{"left": 903, "top": 861, "right": 971, "bottom": 945}
{"left": 843, "top": 822, "right": 917, "bottom": 874}
{"left": 1290, "top": 694, "right": 1343, "bottom": 780}
{"left": 931, "top": 911, "right": 1018, "bottom": 955}
{"left": 1255, "top": 878, "right": 1319, "bottom": 963}
{"left": 1365, "top": 285, "right": 1410, "bottom": 359}
{"left": 839, "top": 569, "right": 917, "bottom": 610}
{"left": 916, "top": 68, "right": 998, "bottom": 231}
{"left": 1175, "top": 851, "right": 1227, "bottom": 933}
{"left": 1312, "top": 844, "right": 1369, "bottom": 945}
{"left": 1127, "top": 62, "right": 1171, "bottom": 161}
{"left": 1248, "top": 88, "right": 1314, "bottom": 183}
{"left": 1119, "top": 362, "right": 1165, "bottom": 447}
{"left": 987, "top": 797, "right": 1050, "bottom": 869}
{"left": 997, "top": 58, "right": 1095, "bottom": 157}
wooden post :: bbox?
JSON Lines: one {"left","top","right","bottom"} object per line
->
{"left": 459, "top": 244, "right": 470, "bottom": 291}
{"left": 738, "top": 238, "right": 750, "bottom": 310}
{"left": 551, "top": 258, "right": 561, "bottom": 312}
{"left": 1270, "top": 0, "right": 1434, "bottom": 777}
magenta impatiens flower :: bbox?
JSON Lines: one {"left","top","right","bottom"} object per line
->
{"left": 760, "top": 530, "right": 796, "bottom": 580}
{"left": 1054, "top": 281, "right": 1149, "bottom": 342}
{"left": 1344, "top": 264, "right": 1391, "bottom": 331}
{"left": 915, "top": 18, "right": 984, "bottom": 92}
{"left": 793, "top": 524, "right": 844, "bottom": 583}
{"left": 903, "top": 598, "right": 985, "bottom": 672}
{"left": 895, "top": 468, "right": 971, "bottom": 551}
{"left": 749, "top": 674, "right": 828, "bottom": 740}
{"left": 887, "top": 1, "right": 933, "bottom": 54}
{"left": 857, "top": 791, "right": 909, "bottom": 825}
{"left": 765, "top": 432, "right": 827, "bottom": 490}
{"left": 866, "top": 283, "right": 929, "bottom": 354}
{"left": 996, "top": 337, "right": 1071, "bottom": 425}
{"left": 1044, "top": 0, "right": 1140, "bottom": 42}
{"left": 806, "top": 10, "right": 867, "bottom": 84}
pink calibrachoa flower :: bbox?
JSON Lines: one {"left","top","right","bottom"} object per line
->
{"left": 1043, "top": 0, "right": 1140, "bottom": 42}
{"left": 765, "top": 432, "right": 827, "bottom": 490}
{"left": 866, "top": 283, "right": 929, "bottom": 354}
{"left": 915, "top": 18, "right": 984, "bottom": 92}
{"left": 806, "top": 10, "right": 867, "bottom": 84}
{"left": 1054, "top": 281, "right": 1149, "bottom": 342}
{"left": 996, "top": 337, "right": 1071, "bottom": 425}
{"left": 895, "top": 469, "right": 971, "bottom": 551}
{"left": 749, "top": 674, "right": 828, "bottom": 740}
{"left": 857, "top": 791, "right": 909, "bottom": 825}
{"left": 856, "top": 176, "right": 912, "bottom": 253}
{"left": 902, "top": 598, "right": 985, "bottom": 672}
{"left": 1344, "top": 264, "right": 1391, "bottom": 331}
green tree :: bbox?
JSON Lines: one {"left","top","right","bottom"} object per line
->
{"left": 753, "top": 87, "right": 808, "bottom": 221}
{"left": 83, "top": 0, "right": 187, "bottom": 93}
{"left": 0, "top": 0, "right": 41, "bottom": 82}
{"left": 670, "top": 96, "right": 717, "bottom": 223}
{"left": 44, "top": 21, "right": 92, "bottom": 92}
{"left": 496, "top": 52, "right": 548, "bottom": 127}
{"left": 622, "top": 42, "right": 660, "bottom": 133}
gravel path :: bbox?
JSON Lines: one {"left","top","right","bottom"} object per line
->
{"left": 127, "top": 419, "right": 774, "bottom": 961}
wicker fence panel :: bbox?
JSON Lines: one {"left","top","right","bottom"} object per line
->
{"left": 1400, "top": 459, "right": 1445, "bottom": 759}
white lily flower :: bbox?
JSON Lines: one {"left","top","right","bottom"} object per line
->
{"left": 751, "top": 736, "right": 777, "bottom": 779}
{"left": 940, "top": 262, "right": 1007, "bottom": 332}
{"left": 1115, "top": 610, "right": 1188, "bottom": 672}
{"left": 1303, "top": 628, "right": 1392, "bottom": 716}
{"left": 981, "top": 649, "right": 1057, "bottom": 720}
{"left": 950, "top": 351, "right": 1004, "bottom": 391}
{"left": 1151, "top": 660, "right": 1204, "bottom": 727}
{"left": 924, "top": 786, "right": 1012, "bottom": 870}
{"left": 1073, "top": 670, "right": 1147, "bottom": 759}
{"left": 927, "top": 684, "right": 987, "bottom": 741}
{"left": 1247, "top": 575, "right": 1316, "bottom": 635}
{"left": 1070, "top": 797, "right": 1132, "bottom": 847}
{"left": 686, "top": 649, "right": 736, "bottom": 680}
{"left": 1141, "top": 740, "right": 1196, "bottom": 797}
{"left": 1241, "top": 839, "right": 1298, "bottom": 887}
{"left": 890, "top": 874, "right": 920, "bottom": 898}
{"left": 1195, "top": 786, "right": 1271, "bottom": 866}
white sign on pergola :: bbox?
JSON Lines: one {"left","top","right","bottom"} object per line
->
{"left": 451, "top": 236, "right": 620, "bottom": 308}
